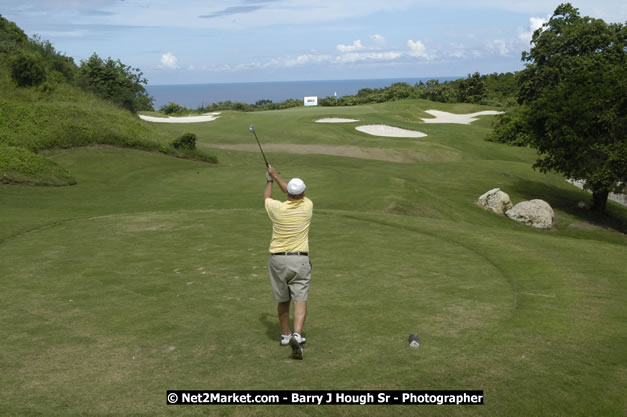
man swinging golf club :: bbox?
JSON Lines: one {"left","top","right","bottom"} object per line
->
{"left": 264, "top": 165, "right": 313, "bottom": 360}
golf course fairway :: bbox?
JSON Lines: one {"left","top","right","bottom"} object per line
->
{"left": 0, "top": 100, "right": 625, "bottom": 416}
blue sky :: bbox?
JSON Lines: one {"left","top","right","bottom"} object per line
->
{"left": 1, "top": 1, "right": 625, "bottom": 85}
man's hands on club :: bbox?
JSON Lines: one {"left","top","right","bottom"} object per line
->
{"left": 266, "top": 165, "right": 288, "bottom": 194}
{"left": 267, "top": 165, "right": 279, "bottom": 180}
{"left": 265, "top": 172, "right": 274, "bottom": 182}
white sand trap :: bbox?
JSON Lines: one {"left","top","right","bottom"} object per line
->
{"left": 139, "top": 112, "right": 221, "bottom": 123}
{"left": 315, "top": 118, "right": 360, "bottom": 123}
{"left": 421, "top": 110, "right": 504, "bottom": 124}
{"left": 355, "top": 125, "right": 427, "bottom": 138}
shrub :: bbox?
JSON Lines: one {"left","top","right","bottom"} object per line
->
{"left": 486, "top": 105, "right": 531, "bottom": 146}
{"left": 0, "top": 15, "right": 27, "bottom": 53}
{"left": 159, "top": 102, "right": 186, "bottom": 115}
{"left": 171, "top": 132, "right": 197, "bottom": 150}
{"left": 9, "top": 53, "right": 46, "bottom": 87}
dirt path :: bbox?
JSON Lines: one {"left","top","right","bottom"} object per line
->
{"left": 201, "top": 143, "right": 459, "bottom": 163}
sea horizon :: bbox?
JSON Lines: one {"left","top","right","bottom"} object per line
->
{"left": 146, "top": 76, "right": 463, "bottom": 109}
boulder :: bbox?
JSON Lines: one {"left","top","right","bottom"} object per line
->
{"left": 506, "top": 199, "right": 554, "bottom": 229}
{"left": 477, "top": 188, "right": 513, "bottom": 215}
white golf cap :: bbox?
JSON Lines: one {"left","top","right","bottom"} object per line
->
{"left": 287, "top": 178, "right": 306, "bottom": 195}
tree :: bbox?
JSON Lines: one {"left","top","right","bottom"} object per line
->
{"left": 77, "top": 53, "right": 154, "bottom": 112}
{"left": 517, "top": 3, "right": 626, "bottom": 212}
{"left": 457, "top": 72, "right": 486, "bottom": 103}
{"left": 9, "top": 53, "right": 46, "bottom": 87}
{"left": 0, "top": 14, "right": 27, "bottom": 53}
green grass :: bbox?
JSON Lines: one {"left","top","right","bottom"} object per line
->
{"left": 0, "top": 64, "right": 217, "bottom": 184}
{"left": 0, "top": 143, "right": 76, "bottom": 185}
{"left": 0, "top": 100, "right": 625, "bottom": 416}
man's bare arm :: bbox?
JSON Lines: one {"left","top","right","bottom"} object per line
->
{"left": 267, "top": 166, "right": 288, "bottom": 194}
{"left": 264, "top": 176, "right": 273, "bottom": 200}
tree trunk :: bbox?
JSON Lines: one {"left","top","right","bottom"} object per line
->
{"left": 591, "top": 189, "right": 609, "bottom": 213}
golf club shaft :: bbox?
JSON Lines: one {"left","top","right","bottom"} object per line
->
{"left": 250, "top": 126, "right": 269, "bottom": 167}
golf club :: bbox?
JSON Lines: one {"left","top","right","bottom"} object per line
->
{"left": 249, "top": 125, "right": 269, "bottom": 167}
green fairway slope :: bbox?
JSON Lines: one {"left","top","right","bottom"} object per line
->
{"left": 0, "top": 101, "right": 625, "bottom": 417}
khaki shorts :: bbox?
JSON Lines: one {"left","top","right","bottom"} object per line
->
{"left": 268, "top": 254, "right": 312, "bottom": 302}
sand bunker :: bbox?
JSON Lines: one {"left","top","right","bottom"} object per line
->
{"left": 420, "top": 110, "right": 504, "bottom": 124}
{"left": 355, "top": 125, "right": 427, "bottom": 138}
{"left": 138, "top": 112, "right": 221, "bottom": 123}
{"left": 202, "top": 143, "right": 459, "bottom": 163}
{"left": 315, "top": 118, "right": 360, "bottom": 123}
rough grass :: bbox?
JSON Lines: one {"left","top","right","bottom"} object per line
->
{"left": 0, "top": 143, "right": 76, "bottom": 185}
{"left": 0, "top": 62, "right": 218, "bottom": 185}
{"left": 0, "top": 100, "right": 625, "bottom": 417}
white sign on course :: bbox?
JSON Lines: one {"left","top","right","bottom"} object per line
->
{"left": 304, "top": 96, "right": 318, "bottom": 107}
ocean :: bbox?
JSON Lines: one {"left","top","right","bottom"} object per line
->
{"left": 146, "top": 77, "right": 461, "bottom": 110}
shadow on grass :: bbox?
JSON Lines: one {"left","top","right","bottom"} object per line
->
{"left": 510, "top": 178, "right": 627, "bottom": 234}
{"left": 259, "top": 312, "right": 279, "bottom": 342}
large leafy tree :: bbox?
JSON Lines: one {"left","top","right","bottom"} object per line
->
{"left": 518, "top": 3, "right": 626, "bottom": 212}
{"left": 77, "top": 53, "right": 154, "bottom": 113}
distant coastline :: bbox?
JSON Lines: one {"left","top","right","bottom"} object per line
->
{"left": 146, "top": 77, "right": 462, "bottom": 109}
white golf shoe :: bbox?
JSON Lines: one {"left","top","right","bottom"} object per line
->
{"left": 281, "top": 333, "right": 306, "bottom": 346}
{"left": 280, "top": 334, "right": 291, "bottom": 346}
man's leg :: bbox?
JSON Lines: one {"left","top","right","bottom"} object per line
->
{"left": 289, "top": 301, "right": 306, "bottom": 360}
{"left": 293, "top": 301, "right": 307, "bottom": 335}
{"left": 278, "top": 301, "right": 291, "bottom": 336}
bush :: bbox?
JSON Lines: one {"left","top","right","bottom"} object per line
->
{"left": 30, "top": 35, "right": 76, "bottom": 82}
{"left": 9, "top": 53, "right": 46, "bottom": 87}
{"left": 171, "top": 132, "right": 196, "bottom": 150}
{"left": 486, "top": 105, "right": 531, "bottom": 146}
{"left": 159, "top": 102, "right": 187, "bottom": 115}
{"left": 0, "top": 14, "right": 27, "bottom": 53}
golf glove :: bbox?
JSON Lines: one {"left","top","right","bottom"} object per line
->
{"left": 266, "top": 172, "right": 274, "bottom": 182}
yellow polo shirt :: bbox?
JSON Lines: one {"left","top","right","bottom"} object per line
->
{"left": 265, "top": 197, "right": 313, "bottom": 253}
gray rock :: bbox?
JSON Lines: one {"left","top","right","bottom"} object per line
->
{"left": 477, "top": 188, "right": 513, "bottom": 215}
{"left": 506, "top": 199, "right": 554, "bottom": 229}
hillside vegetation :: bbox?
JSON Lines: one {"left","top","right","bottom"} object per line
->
{"left": 0, "top": 15, "right": 216, "bottom": 186}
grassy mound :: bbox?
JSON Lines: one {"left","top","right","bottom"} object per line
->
{"left": 0, "top": 143, "right": 75, "bottom": 185}
{"left": 0, "top": 78, "right": 218, "bottom": 182}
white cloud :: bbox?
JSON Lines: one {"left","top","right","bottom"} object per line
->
{"left": 519, "top": 16, "right": 549, "bottom": 42}
{"left": 407, "top": 39, "right": 428, "bottom": 58}
{"left": 159, "top": 52, "right": 178, "bottom": 69}
{"left": 370, "top": 34, "right": 385, "bottom": 45}
{"left": 448, "top": 49, "right": 466, "bottom": 59}
{"left": 337, "top": 40, "right": 364, "bottom": 53}
{"left": 284, "top": 54, "right": 332, "bottom": 67}
{"left": 335, "top": 50, "right": 402, "bottom": 64}
{"left": 486, "top": 39, "right": 510, "bottom": 56}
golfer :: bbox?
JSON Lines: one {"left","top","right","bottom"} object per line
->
{"left": 264, "top": 165, "right": 313, "bottom": 360}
